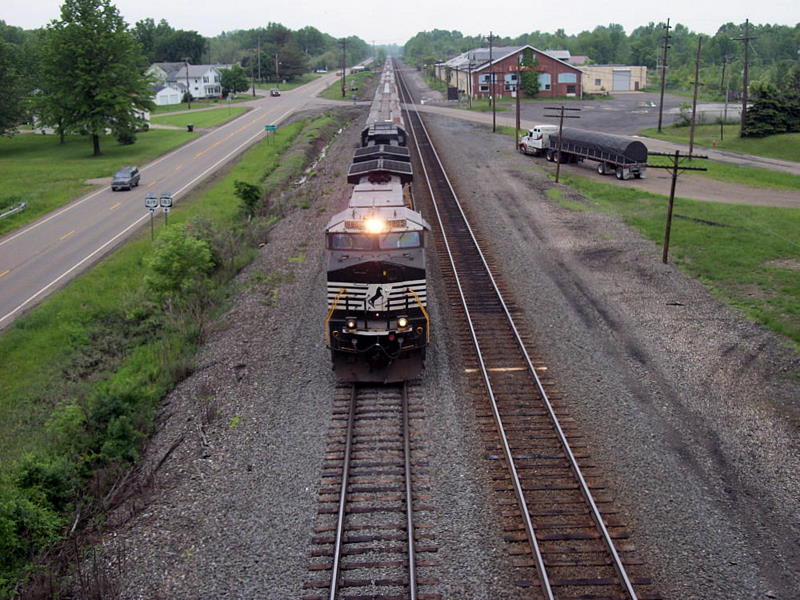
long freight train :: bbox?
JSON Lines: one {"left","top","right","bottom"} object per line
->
{"left": 324, "top": 59, "right": 431, "bottom": 383}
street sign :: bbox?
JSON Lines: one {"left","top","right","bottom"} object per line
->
{"left": 145, "top": 193, "right": 158, "bottom": 210}
{"left": 265, "top": 124, "right": 277, "bottom": 131}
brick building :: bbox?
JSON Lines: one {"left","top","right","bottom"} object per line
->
{"left": 435, "top": 45, "right": 583, "bottom": 99}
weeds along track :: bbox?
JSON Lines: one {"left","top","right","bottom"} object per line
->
{"left": 395, "top": 64, "right": 658, "bottom": 600}
{"left": 303, "top": 382, "right": 440, "bottom": 599}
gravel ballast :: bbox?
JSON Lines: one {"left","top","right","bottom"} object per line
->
{"left": 94, "top": 73, "right": 799, "bottom": 600}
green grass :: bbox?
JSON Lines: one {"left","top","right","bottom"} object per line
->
{"left": 319, "top": 71, "right": 375, "bottom": 100}
{"left": 464, "top": 98, "right": 510, "bottom": 113}
{"left": 552, "top": 173, "right": 800, "bottom": 346}
{"left": 151, "top": 106, "right": 248, "bottom": 128}
{"left": 150, "top": 95, "right": 257, "bottom": 114}
{"left": 0, "top": 112, "right": 345, "bottom": 595}
{"left": 0, "top": 130, "right": 199, "bottom": 236}
{"left": 260, "top": 73, "right": 321, "bottom": 91}
{"left": 647, "top": 154, "right": 800, "bottom": 191}
{"left": 640, "top": 124, "right": 800, "bottom": 163}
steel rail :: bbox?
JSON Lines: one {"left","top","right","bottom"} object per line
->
{"left": 402, "top": 383, "right": 418, "bottom": 600}
{"left": 395, "top": 68, "right": 554, "bottom": 600}
{"left": 328, "top": 384, "right": 357, "bottom": 600}
{"left": 396, "top": 65, "right": 639, "bottom": 599}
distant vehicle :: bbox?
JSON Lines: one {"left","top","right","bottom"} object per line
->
{"left": 111, "top": 166, "right": 140, "bottom": 191}
{"left": 315, "top": 68, "right": 328, "bottom": 73}
{"left": 270, "top": 88, "right": 281, "bottom": 97}
{"left": 517, "top": 125, "right": 559, "bottom": 157}
{"left": 335, "top": 71, "right": 342, "bottom": 76}
{"left": 518, "top": 126, "right": 648, "bottom": 180}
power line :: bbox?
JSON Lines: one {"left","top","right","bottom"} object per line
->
{"left": 732, "top": 18, "right": 757, "bottom": 135}
{"left": 657, "top": 18, "right": 672, "bottom": 134}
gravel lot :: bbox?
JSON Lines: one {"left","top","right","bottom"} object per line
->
{"left": 94, "top": 73, "right": 798, "bottom": 600}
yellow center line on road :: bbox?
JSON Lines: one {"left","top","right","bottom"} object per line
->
{"left": 174, "top": 164, "right": 183, "bottom": 171}
{"left": 109, "top": 202, "right": 121, "bottom": 210}
{"left": 147, "top": 181, "right": 157, "bottom": 187}
{"left": 60, "top": 230, "right": 75, "bottom": 241}
{"left": 0, "top": 269, "right": 10, "bottom": 278}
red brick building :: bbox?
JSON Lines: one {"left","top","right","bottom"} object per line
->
{"left": 435, "top": 45, "right": 583, "bottom": 99}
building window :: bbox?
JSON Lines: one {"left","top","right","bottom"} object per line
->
{"left": 595, "top": 78, "right": 602, "bottom": 86}
{"left": 479, "top": 84, "right": 489, "bottom": 92}
{"left": 558, "top": 72, "right": 577, "bottom": 83}
{"left": 566, "top": 85, "right": 576, "bottom": 94}
{"left": 538, "top": 73, "right": 551, "bottom": 90}
{"left": 203, "top": 76, "right": 209, "bottom": 83}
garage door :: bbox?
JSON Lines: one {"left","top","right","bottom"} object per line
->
{"left": 612, "top": 70, "right": 631, "bottom": 91}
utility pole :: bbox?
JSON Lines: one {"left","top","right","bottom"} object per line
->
{"left": 257, "top": 37, "right": 261, "bottom": 83}
{"left": 182, "top": 57, "right": 192, "bottom": 109}
{"left": 515, "top": 60, "right": 521, "bottom": 148}
{"left": 688, "top": 36, "right": 703, "bottom": 157}
{"left": 657, "top": 18, "right": 671, "bottom": 133}
{"left": 467, "top": 54, "right": 473, "bottom": 109}
{"left": 733, "top": 19, "right": 756, "bottom": 135}
{"left": 274, "top": 53, "right": 280, "bottom": 82}
{"left": 649, "top": 151, "right": 708, "bottom": 263}
{"left": 544, "top": 105, "right": 581, "bottom": 183}
{"left": 340, "top": 39, "right": 347, "bottom": 98}
{"left": 489, "top": 31, "right": 496, "bottom": 132}
{"left": 720, "top": 54, "right": 731, "bottom": 141}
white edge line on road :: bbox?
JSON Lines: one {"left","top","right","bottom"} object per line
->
{"left": 0, "top": 213, "right": 149, "bottom": 327}
{"left": 0, "top": 106, "right": 256, "bottom": 249}
{"left": 1, "top": 106, "right": 295, "bottom": 328}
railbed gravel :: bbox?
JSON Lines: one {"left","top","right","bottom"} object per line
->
{"left": 95, "top": 74, "right": 799, "bottom": 600}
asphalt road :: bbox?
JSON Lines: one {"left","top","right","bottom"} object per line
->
{"left": 0, "top": 73, "right": 342, "bottom": 330}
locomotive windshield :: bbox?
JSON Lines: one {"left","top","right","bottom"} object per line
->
{"left": 328, "top": 232, "right": 421, "bottom": 250}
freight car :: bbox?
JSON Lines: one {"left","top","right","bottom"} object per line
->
{"left": 324, "top": 58, "right": 431, "bottom": 383}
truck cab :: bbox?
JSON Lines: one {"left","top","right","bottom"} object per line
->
{"left": 518, "top": 125, "right": 558, "bottom": 156}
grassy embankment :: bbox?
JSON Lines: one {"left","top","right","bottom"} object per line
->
{"left": 640, "top": 123, "right": 800, "bottom": 163}
{"left": 545, "top": 173, "right": 800, "bottom": 347}
{"left": 261, "top": 72, "right": 321, "bottom": 91}
{"left": 319, "top": 71, "right": 376, "bottom": 101}
{"left": 494, "top": 123, "right": 800, "bottom": 345}
{"left": 0, "top": 130, "right": 200, "bottom": 236}
{"left": 150, "top": 95, "right": 258, "bottom": 114}
{"left": 150, "top": 106, "right": 248, "bottom": 128}
{"left": 0, "top": 112, "right": 347, "bottom": 596}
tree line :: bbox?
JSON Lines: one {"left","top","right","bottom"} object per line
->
{"left": 0, "top": 2, "right": 373, "bottom": 152}
{"left": 404, "top": 23, "right": 800, "bottom": 99}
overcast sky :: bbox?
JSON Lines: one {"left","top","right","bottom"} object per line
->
{"left": 5, "top": 0, "right": 799, "bottom": 45}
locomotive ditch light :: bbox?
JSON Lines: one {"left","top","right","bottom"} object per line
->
{"left": 364, "top": 217, "right": 385, "bottom": 233}
{"left": 397, "top": 317, "right": 409, "bottom": 328}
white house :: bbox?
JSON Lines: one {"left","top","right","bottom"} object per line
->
{"left": 166, "top": 65, "right": 222, "bottom": 99}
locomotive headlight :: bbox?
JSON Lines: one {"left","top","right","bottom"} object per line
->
{"left": 364, "top": 217, "right": 385, "bottom": 233}
{"left": 397, "top": 317, "right": 409, "bottom": 328}
{"left": 346, "top": 318, "right": 356, "bottom": 329}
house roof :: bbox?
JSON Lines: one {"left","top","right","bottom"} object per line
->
{"left": 150, "top": 62, "right": 185, "bottom": 76}
{"left": 168, "top": 65, "right": 220, "bottom": 80}
{"left": 440, "top": 45, "right": 581, "bottom": 73}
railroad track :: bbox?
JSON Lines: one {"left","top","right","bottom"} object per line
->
{"left": 395, "top": 64, "right": 658, "bottom": 600}
{"left": 303, "top": 382, "right": 440, "bottom": 599}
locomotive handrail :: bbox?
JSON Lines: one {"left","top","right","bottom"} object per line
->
{"left": 407, "top": 289, "right": 430, "bottom": 342}
{"left": 324, "top": 288, "right": 347, "bottom": 346}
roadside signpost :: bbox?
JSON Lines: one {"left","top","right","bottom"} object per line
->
{"left": 160, "top": 193, "right": 173, "bottom": 226}
{"left": 145, "top": 193, "right": 158, "bottom": 239}
{"left": 265, "top": 124, "right": 277, "bottom": 143}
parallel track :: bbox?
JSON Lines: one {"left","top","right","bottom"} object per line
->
{"left": 396, "top": 64, "right": 656, "bottom": 600}
{"left": 304, "top": 383, "right": 439, "bottom": 599}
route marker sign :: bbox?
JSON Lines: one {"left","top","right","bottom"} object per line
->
{"left": 145, "top": 193, "right": 158, "bottom": 211}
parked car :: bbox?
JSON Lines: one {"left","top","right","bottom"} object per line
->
{"left": 270, "top": 88, "right": 281, "bottom": 97}
{"left": 111, "top": 166, "right": 140, "bottom": 191}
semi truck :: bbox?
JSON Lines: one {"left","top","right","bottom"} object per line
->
{"left": 518, "top": 126, "right": 648, "bottom": 180}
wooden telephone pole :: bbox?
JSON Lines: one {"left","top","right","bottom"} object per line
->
{"left": 657, "top": 19, "right": 672, "bottom": 133}
{"left": 733, "top": 19, "right": 756, "bottom": 135}
{"left": 649, "top": 151, "right": 708, "bottom": 263}
{"left": 544, "top": 105, "right": 580, "bottom": 183}
{"left": 688, "top": 36, "right": 703, "bottom": 157}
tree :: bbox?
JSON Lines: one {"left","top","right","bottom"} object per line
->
{"left": 519, "top": 49, "right": 540, "bottom": 97}
{"left": 40, "top": 0, "right": 154, "bottom": 155}
{"left": 741, "top": 83, "right": 800, "bottom": 137}
{"left": 220, "top": 65, "right": 249, "bottom": 96}
{"left": 234, "top": 180, "right": 262, "bottom": 220}
{"left": 0, "top": 39, "right": 24, "bottom": 135}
